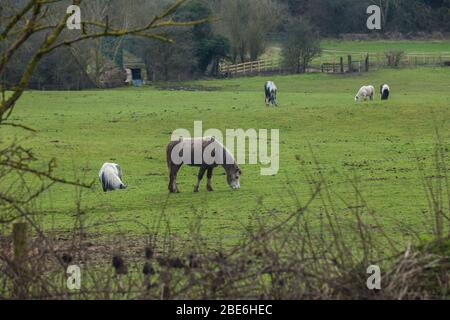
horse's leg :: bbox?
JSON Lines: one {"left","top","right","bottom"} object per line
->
{"left": 173, "top": 165, "right": 182, "bottom": 193}
{"left": 169, "top": 165, "right": 181, "bottom": 193}
{"left": 194, "top": 167, "right": 207, "bottom": 193}
{"left": 169, "top": 170, "right": 176, "bottom": 193}
{"left": 206, "top": 167, "right": 214, "bottom": 192}
{"left": 168, "top": 166, "right": 174, "bottom": 193}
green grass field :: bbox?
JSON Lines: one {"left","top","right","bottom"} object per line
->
{"left": 2, "top": 67, "right": 450, "bottom": 245}
{"left": 261, "top": 39, "right": 450, "bottom": 64}
{"left": 321, "top": 39, "right": 450, "bottom": 54}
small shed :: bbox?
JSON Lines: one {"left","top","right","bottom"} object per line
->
{"left": 123, "top": 51, "right": 148, "bottom": 86}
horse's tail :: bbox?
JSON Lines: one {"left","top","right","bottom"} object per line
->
{"left": 166, "top": 142, "right": 173, "bottom": 169}
{"left": 101, "top": 171, "right": 108, "bottom": 192}
{"left": 167, "top": 138, "right": 183, "bottom": 169}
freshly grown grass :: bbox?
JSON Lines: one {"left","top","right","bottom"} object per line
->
{"left": 2, "top": 67, "right": 449, "bottom": 245}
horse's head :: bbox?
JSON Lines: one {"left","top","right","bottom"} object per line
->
{"left": 226, "top": 165, "right": 242, "bottom": 190}
{"left": 269, "top": 90, "right": 276, "bottom": 106}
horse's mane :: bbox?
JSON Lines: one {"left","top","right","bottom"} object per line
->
{"left": 169, "top": 136, "right": 238, "bottom": 167}
{"left": 101, "top": 165, "right": 124, "bottom": 190}
{"left": 190, "top": 137, "right": 238, "bottom": 166}
{"left": 205, "top": 137, "right": 237, "bottom": 166}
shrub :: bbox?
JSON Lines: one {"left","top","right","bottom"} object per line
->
{"left": 281, "top": 19, "right": 321, "bottom": 74}
{"left": 385, "top": 50, "right": 405, "bottom": 67}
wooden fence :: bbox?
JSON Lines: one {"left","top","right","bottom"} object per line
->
{"left": 321, "top": 55, "right": 369, "bottom": 73}
{"left": 219, "top": 57, "right": 367, "bottom": 76}
{"left": 219, "top": 59, "right": 282, "bottom": 76}
{"left": 320, "top": 50, "right": 450, "bottom": 70}
{"left": 372, "top": 52, "right": 450, "bottom": 68}
{"left": 219, "top": 51, "right": 450, "bottom": 77}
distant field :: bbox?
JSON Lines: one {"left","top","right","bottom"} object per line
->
{"left": 261, "top": 39, "right": 450, "bottom": 63}
{"left": 2, "top": 67, "right": 450, "bottom": 246}
{"left": 321, "top": 39, "right": 450, "bottom": 54}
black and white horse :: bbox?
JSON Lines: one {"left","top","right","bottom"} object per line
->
{"left": 99, "top": 163, "right": 127, "bottom": 192}
{"left": 380, "top": 84, "right": 390, "bottom": 100}
{"left": 264, "top": 81, "right": 277, "bottom": 107}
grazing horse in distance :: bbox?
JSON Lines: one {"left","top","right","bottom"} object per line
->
{"left": 265, "top": 81, "right": 278, "bottom": 107}
{"left": 355, "top": 85, "right": 375, "bottom": 102}
{"left": 99, "top": 163, "right": 127, "bottom": 192}
{"left": 380, "top": 84, "right": 390, "bottom": 100}
{"left": 166, "top": 137, "right": 242, "bottom": 193}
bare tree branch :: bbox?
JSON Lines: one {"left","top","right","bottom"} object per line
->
{"left": 0, "top": 0, "right": 209, "bottom": 122}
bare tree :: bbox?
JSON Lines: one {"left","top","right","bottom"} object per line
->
{"left": 68, "top": 1, "right": 127, "bottom": 87}
{"left": 0, "top": 0, "right": 208, "bottom": 123}
{"left": 371, "top": 0, "right": 401, "bottom": 30}
{"left": 212, "top": 0, "right": 281, "bottom": 63}
{"left": 281, "top": 19, "right": 321, "bottom": 73}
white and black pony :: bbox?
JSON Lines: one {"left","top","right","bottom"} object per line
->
{"left": 264, "top": 81, "right": 277, "bottom": 107}
{"left": 99, "top": 163, "right": 127, "bottom": 192}
{"left": 380, "top": 84, "right": 390, "bottom": 100}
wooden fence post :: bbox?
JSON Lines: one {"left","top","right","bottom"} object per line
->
{"left": 365, "top": 54, "right": 369, "bottom": 72}
{"left": 13, "top": 222, "right": 29, "bottom": 298}
{"left": 13, "top": 222, "right": 29, "bottom": 265}
{"left": 340, "top": 57, "right": 344, "bottom": 73}
{"left": 348, "top": 55, "right": 352, "bottom": 73}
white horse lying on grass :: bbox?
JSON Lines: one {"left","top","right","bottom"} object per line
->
{"left": 99, "top": 162, "right": 127, "bottom": 192}
{"left": 355, "top": 85, "right": 375, "bottom": 102}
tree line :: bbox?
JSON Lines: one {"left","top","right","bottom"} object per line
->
{"left": 1, "top": 0, "right": 449, "bottom": 89}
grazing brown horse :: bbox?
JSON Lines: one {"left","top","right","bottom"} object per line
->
{"left": 166, "top": 137, "right": 242, "bottom": 193}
